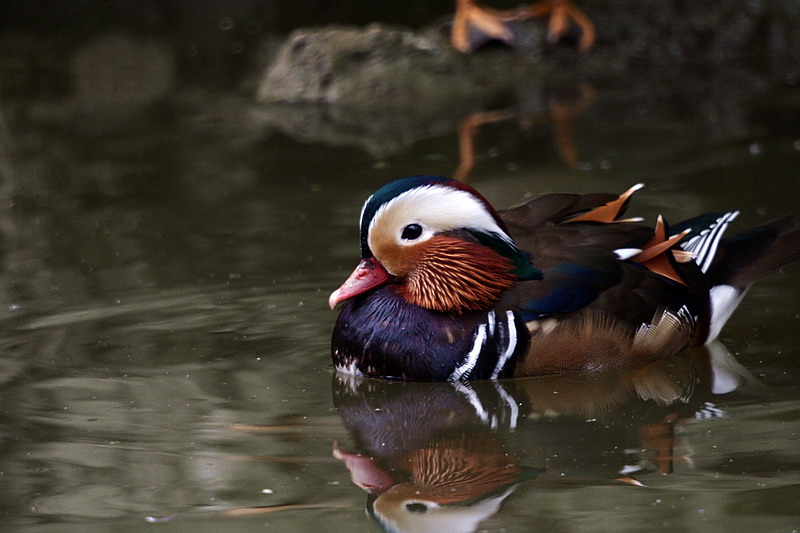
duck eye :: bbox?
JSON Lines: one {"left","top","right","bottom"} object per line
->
{"left": 401, "top": 223, "right": 423, "bottom": 240}
{"left": 405, "top": 502, "right": 428, "bottom": 513}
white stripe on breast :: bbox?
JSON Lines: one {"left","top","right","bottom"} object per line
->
{"left": 491, "top": 310, "right": 518, "bottom": 379}
{"left": 450, "top": 324, "right": 487, "bottom": 381}
{"left": 486, "top": 310, "right": 496, "bottom": 337}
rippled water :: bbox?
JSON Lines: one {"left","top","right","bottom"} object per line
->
{"left": 2, "top": 22, "right": 800, "bottom": 533}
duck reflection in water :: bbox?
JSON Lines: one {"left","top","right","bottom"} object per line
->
{"left": 332, "top": 341, "right": 756, "bottom": 533}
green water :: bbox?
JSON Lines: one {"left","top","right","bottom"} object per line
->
{"left": 1, "top": 17, "right": 800, "bottom": 533}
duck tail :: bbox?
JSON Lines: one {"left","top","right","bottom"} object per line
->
{"left": 707, "top": 216, "right": 800, "bottom": 287}
{"left": 698, "top": 215, "right": 800, "bottom": 342}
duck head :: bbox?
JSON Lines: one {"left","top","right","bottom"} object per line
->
{"left": 329, "top": 175, "right": 540, "bottom": 313}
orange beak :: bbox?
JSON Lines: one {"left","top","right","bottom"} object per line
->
{"left": 328, "top": 257, "right": 392, "bottom": 309}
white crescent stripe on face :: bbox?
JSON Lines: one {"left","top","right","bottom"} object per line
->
{"left": 368, "top": 184, "right": 514, "bottom": 252}
{"left": 359, "top": 194, "right": 374, "bottom": 230}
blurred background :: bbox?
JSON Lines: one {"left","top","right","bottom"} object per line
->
{"left": 1, "top": 1, "right": 799, "bottom": 532}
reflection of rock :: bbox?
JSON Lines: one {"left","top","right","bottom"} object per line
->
{"left": 257, "top": 101, "right": 466, "bottom": 156}
{"left": 72, "top": 33, "right": 174, "bottom": 111}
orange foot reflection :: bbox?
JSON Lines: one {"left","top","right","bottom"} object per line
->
{"left": 641, "top": 413, "right": 693, "bottom": 475}
{"left": 453, "top": 109, "right": 514, "bottom": 182}
{"left": 452, "top": 0, "right": 596, "bottom": 53}
{"left": 453, "top": 82, "right": 595, "bottom": 181}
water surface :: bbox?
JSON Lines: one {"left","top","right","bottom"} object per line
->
{"left": 1, "top": 27, "right": 799, "bottom": 533}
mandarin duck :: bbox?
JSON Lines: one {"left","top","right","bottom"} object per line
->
{"left": 329, "top": 175, "right": 799, "bottom": 381}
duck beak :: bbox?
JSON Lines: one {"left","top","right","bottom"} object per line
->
{"left": 329, "top": 257, "right": 392, "bottom": 309}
